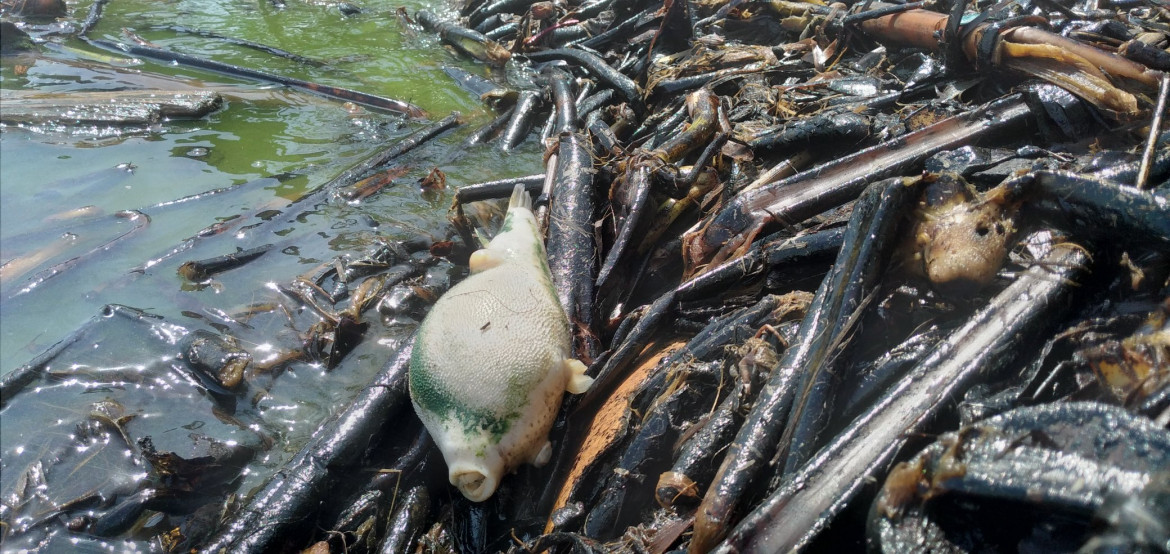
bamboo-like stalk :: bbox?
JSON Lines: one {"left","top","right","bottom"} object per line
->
{"left": 857, "top": 6, "right": 1164, "bottom": 118}
{"left": 717, "top": 239, "right": 1091, "bottom": 553}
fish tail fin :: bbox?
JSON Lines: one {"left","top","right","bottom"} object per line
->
{"left": 473, "top": 228, "right": 492, "bottom": 248}
{"left": 508, "top": 184, "right": 532, "bottom": 211}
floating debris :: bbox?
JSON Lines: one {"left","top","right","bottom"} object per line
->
{"left": 178, "top": 244, "right": 274, "bottom": 282}
{"left": 0, "top": 90, "right": 223, "bottom": 126}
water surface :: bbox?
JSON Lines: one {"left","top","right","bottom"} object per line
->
{"left": 1, "top": 2, "right": 544, "bottom": 543}
{"left": 1, "top": 0, "right": 540, "bottom": 374}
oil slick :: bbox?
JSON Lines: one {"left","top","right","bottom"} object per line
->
{"left": 409, "top": 184, "right": 593, "bottom": 502}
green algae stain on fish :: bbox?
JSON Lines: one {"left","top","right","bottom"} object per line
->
{"left": 408, "top": 184, "right": 593, "bottom": 502}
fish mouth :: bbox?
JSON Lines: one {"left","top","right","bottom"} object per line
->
{"left": 451, "top": 466, "right": 498, "bottom": 502}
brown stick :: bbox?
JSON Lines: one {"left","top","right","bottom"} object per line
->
{"left": 684, "top": 94, "right": 1031, "bottom": 274}
{"left": 1004, "top": 26, "right": 1161, "bottom": 90}
{"left": 858, "top": 7, "right": 1164, "bottom": 118}
{"left": 1137, "top": 75, "right": 1170, "bottom": 189}
{"left": 854, "top": 8, "right": 946, "bottom": 50}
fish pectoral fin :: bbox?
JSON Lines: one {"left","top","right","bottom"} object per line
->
{"left": 532, "top": 441, "right": 553, "bottom": 467}
{"left": 563, "top": 359, "right": 593, "bottom": 394}
{"left": 469, "top": 248, "right": 505, "bottom": 273}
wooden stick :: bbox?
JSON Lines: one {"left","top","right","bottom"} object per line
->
{"left": 1137, "top": 75, "right": 1170, "bottom": 189}
{"left": 85, "top": 39, "right": 428, "bottom": 118}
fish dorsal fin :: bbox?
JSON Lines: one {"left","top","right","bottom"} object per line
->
{"left": 508, "top": 184, "right": 532, "bottom": 211}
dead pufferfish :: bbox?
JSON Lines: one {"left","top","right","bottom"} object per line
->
{"left": 408, "top": 184, "right": 593, "bottom": 502}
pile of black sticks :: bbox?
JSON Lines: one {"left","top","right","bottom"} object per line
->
{"left": 203, "top": 0, "right": 1170, "bottom": 551}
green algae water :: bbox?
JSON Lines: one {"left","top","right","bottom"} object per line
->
{"left": 1, "top": 4, "right": 547, "bottom": 545}
{"left": 0, "top": 0, "right": 544, "bottom": 375}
